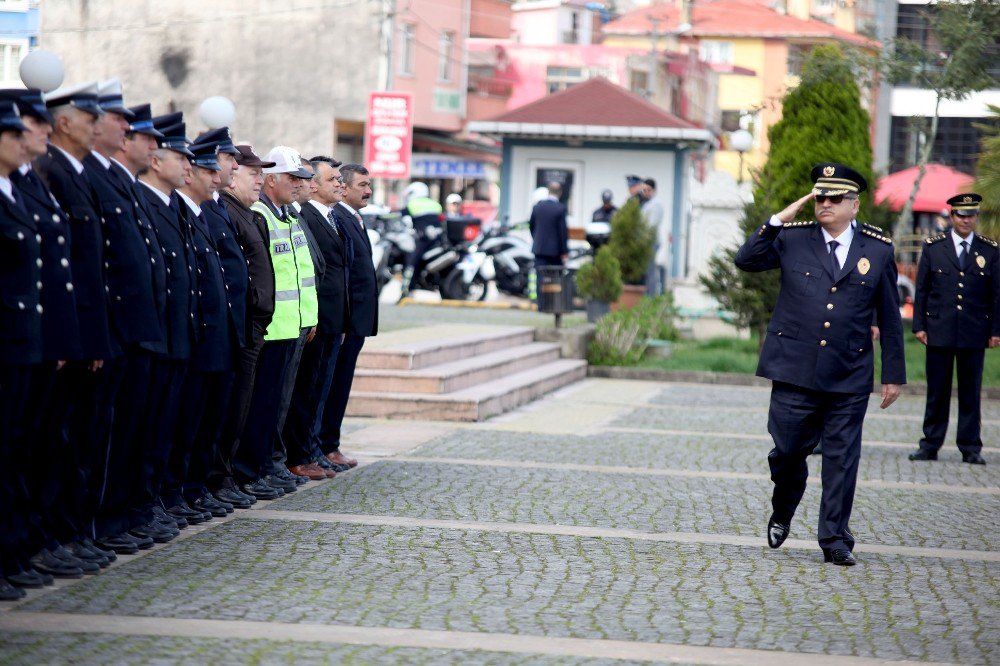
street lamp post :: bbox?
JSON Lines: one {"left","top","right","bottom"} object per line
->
{"left": 729, "top": 129, "right": 753, "bottom": 184}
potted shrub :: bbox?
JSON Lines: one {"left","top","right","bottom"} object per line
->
{"left": 574, "top": 245, "right": 623, "bottom": 322}
{"left": 607, "top": 197, "right": 656, "bottom": 310}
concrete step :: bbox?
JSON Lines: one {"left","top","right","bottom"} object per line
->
{"left": 346, "top": 359, "right": 588, "bottom": 422}
{"left": 352, "top": 342, "right": 562, "bottom": 395}
{"left": 358, "top": 325, "right": 536, "bottom": 371}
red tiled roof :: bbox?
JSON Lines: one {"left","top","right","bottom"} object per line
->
{"left": 486, "top": 76, "right": 700, "bottom": 129}
{"left": 604, "top": 0, "right": 874, "bottom": 47}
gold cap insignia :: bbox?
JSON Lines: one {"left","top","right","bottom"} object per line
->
{"left": 823, "top": 166, "right": 835, "bottom": 177}
{"left": 963, "top": 195, "right": 973, "bottom": 203}
{"left": 857, "top": 257, "right": 870, "bottom": 275}
{"left": 977, "top": 255, "right": 986, "bottom": 268}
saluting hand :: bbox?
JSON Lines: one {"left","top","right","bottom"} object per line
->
{"left": 880, "top": 383, "right": 901, "bottom": 409}
{"left": 775, "top": 192, "right": 815, "bottom": 224}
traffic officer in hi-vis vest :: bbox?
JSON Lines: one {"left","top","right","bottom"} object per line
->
{"left": 910, "top": 193, "right": 999, "bottom": 465}
{"left": 736, "top": 162, "right": 906, "bottom": 567}
{"left": 234, "top": 146, "right": 317, "bottom": 501}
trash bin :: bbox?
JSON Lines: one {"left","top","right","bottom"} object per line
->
{"left": 536, "top": 266, "right": 575, "bottom": 321}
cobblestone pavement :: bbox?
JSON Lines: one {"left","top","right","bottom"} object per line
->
{"left": 2, "top": 377, "right": 997, "bottom": 664}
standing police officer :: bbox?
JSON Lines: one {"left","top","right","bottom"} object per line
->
{"left": 735, "top": 163, "right": 906, "bottom": 566}
{"left": 910, "top": 193, "right": 999, "bottom": 465}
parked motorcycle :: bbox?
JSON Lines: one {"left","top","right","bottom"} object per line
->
{"left": 477, "top": 222, "right": 534, "bottom": 298}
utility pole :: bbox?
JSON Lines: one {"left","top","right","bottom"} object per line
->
{"left": 378, "top": 0, "right": 395, "bottom": 92}
{"left": 648, "top": 16, "right": 660, "bottom": 105}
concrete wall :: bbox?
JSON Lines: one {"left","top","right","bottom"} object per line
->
{"left": 38, "top": 0, "right": 381, "bottom": 158}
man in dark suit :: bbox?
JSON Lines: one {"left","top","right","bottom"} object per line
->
{"left": 5, "top": 88, "right": 90, "bottom": 579}
{"left": 283, "top": 156, "right": 350, "bottom": 478}
{"left": 0, "top": 101, "right": 46, "bottom": 598}
{"left": 318, "top": 163, "right": 378, "bottom": 470}
{"left": 529, "top": 181, "right": 568, "bottom": 300}
{"left": 134, "top": 116, "right": 199, "bottom": 544}
{"left": 34, "top": 82, "right": 123, "bottom": 574}
{"left": 212, "top": 145, "right": 275, "bottom": 508}
{"left": 910, "top": 193, "right": 999, "bottom": 465}
{"left": 85, "top": 81, "right": 167, "bottom": 554}
{"left": 735, "top": 163, "right": 906, "bottom": 566}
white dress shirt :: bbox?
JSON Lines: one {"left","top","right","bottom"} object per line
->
{"left": 951, "top": 229, "right": 975, "bottom": 258}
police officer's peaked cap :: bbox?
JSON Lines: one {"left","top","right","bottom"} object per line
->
{"left": 126, "top": 104, "right": 163, "bottom": 139}
{"left": 194, "top": 127, "right": 239, "bottom": 156}
{"left": 44, "top": 81, "right": 103, "bottom": 117}
{"left": 0, "top": 88, "right": 53, "bottom": 125}
{"left": 810, "top": 163, "right": 867, "bottom": 196}
{"left": 0, "top": 100, "right": 26, "bottom": 133}
{"left": 189, "top": 137, "right": 221, "bottom": 171}
{"left": 947, "top": 192, "right": 982, "bottom": 216}
{"left": 625, "top": 174, "right": 642, "bottom": 186}
{"left": 155, "top": 118, "right": 195, "bottom": 158}
{"left": 97, "top": 79, "right": 135, "bottom": 119}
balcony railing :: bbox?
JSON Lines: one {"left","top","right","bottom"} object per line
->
{"left": 468, "top": 75, "right": 513, "bottom": 97}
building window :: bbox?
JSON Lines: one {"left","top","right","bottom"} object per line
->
{"left": 398, "top": 23, "right": 414, "bottom": 76}
{"left": 438, "top": 31, "right": 454, "bottom": 82}
{"left": 564, "top": 12, "right": 580, "bottom": 44}
{"left": 698, "top": 40, "right": 732, "bottom": 65}
{"left": 0, "top": 41, "right": 25, "bottom": 84}
{"left": 545, "top": 66, "right": 609, "bottom": 94}
{"left": 0, "top": 1, "right": 30, "bottom": 12}
{"left": 889, "top": 115, "right": 997, "bottom": 175}
{"left": 629, "top": 70, "right": 649, "bottom": 97}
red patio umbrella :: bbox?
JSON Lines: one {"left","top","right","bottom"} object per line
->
{"left": 875, "top": 164, "right": 974, "bottom": 213}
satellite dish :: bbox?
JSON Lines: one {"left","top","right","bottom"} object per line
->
{"left": 20, "top": 50, "right": 64, "bottom": 92}
{"left": 198, "top": 96, "right": 235, "bottom": 129}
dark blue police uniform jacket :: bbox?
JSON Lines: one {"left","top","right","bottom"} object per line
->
{"left": 0, "top": 189, "right": 42, "bottom": 365}
{"left": 83, "top": 153, "right": 163, "bottom": 349}
{"left": 179, "top": 201, "right": 234, "bottom": 372}
{"left": 202, "top": 197, "right": 248, "bottom": 349}
{"left": 108, "top": 162, "right": 168, "bottom": 356}
{"left": 11, "top": 168, "right": 82, "bottom": 361}
{"left": 528, "top": 198, "right": 568, "bottom": 259}
{"left": 912, "top": 233, "right": 1000, "bottom": 348}
{"left": 33, "top": 149, "right": 118, "bottom": 360}
{"left": 139, "top": 183, "right": 195, "bottom": 360}
{"left": 735, "top": 219, "right": 906, "bottom": 394}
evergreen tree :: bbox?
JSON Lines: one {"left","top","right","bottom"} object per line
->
{"left": 973, "top": 104, "right": 1000, "bottom": 239}
{"left": 700, "top": 45, "right": 875, "bottom": 345}
{"left": 607, "top": 197, "right": 656, "bottom": 285}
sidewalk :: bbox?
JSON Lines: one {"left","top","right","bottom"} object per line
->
{"left": 2, "top": 377, "right": 997, "bottom": 664}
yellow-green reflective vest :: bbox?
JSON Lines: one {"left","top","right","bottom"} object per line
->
{"left": 252, "top": 201, "right": 318, "bottom": 340}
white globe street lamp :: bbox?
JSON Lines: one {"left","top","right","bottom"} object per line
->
{"left": 198, "top": 96, "right": 236, "bottom": 129}
{"left": 20, "top": 50, "right": 64, "bottom": 92}
{"left": 729, "top": 129, "right": 753, "bottom": 184}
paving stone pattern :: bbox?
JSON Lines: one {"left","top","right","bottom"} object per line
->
{"left": 0, "top": 631, "right": 635, "bottom": 666}
{"left": 15, "top": 520, "right": 999, "bottom": 665}
{"left": 411, "top": 430, "right": 1000, "bottom": 488}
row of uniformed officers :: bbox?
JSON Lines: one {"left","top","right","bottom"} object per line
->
{"left": 0, "top": 80, "right": 378, "bottom": 600}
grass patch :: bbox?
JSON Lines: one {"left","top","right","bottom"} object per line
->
{"left": 638, "top": 334, "right": 1000, "bottom": 387}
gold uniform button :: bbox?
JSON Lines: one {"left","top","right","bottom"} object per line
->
{"left": 60, "top": 258, "right": 69, "bottom": 268}
{"left": 959, "top": 271, "right": 965, "bottom": 277}
{"left": 830, "top": 287, "right": 837, "bottom": 293}
{"left": 958, "top": 295, "right": 963, "bottom": 300}
{"left": 957, "top": 304, "right": 963, "bottom": 310}
{"left": 820, "top": 340, "right": 827, "bottom": 347}
{"left": 36, "top": 304, "right": 43, "bottom": 314}
{"left": 826, "top": 303, "right": 834, "bottom": 310}
{"left": 823, "top": 322, "right": 831, "bottom": 328}
{"left": 958, "top": 283, "right": 963, "bottom": 288}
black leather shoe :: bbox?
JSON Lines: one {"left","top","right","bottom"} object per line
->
{"left": 0, "top": 578, "right": 26, "bottom": 600}
{"left": 154, "top": 505, "right": 187, "bottom": 530}
{"left": 81, "top": 538, "right": 117, "bottom": 563}
{"left": 962, "top": 452, "right": 986, "bottom": 465}
{"left": 242, "top": 480, "right": 280, "bottom": 500}
{"left": 130, "top": 522, "right": 176, "bottom": 544}
{"left": 264, "top": 474, "right": 297, "bottom": 492}
{"left": 316, "top": 456, "right": 350, "bottom": 473}
{"left": 167, "top": 503, "right": 210, "bottom": 524}
{"left": 192, "top": 496, "right": 229, "bottom": 517}
{"left": 274, "top": 467, "right": 308, "bottom": 486}
{"left": 95, "top": 535, "right": 139, "bottom": 555}
{"left": 767, "top": 516, "right": 790, "bottom": 549}
{"left": 122, "top": 531, "right": 155, "bottom": 550}
{"left": 29, "top": 550, "right": 84, "bottom": 578}
{"left": 215, "top": 487, "right": 253, "bottom": 509}
{"left": 7, "top": 569, "right": 47, "bottom": 589}
{"left": 824, "top": 549, "right": 857, "bottom": 566}
{"left": 55, "top": 544, "right": 105, "bottom": 571}
{"left": 908, "top": 449, "right": 938, "bottom": 461}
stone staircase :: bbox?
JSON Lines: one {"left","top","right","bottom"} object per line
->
{"left": 345, "top": 324, "right": 587, "bottom": 421}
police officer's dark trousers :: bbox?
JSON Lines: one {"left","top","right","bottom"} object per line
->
{"left": 0, "top": 363, "right": 34, "bottom": 577}
{"left": 234, "top": 339, "right": 296, "bottom": 483}
{"left": 919, "top": 345, "right": 985, "bottom": 455}
{"left": 767, "top": 381, "right": 869, "bottom": 553}
{"left": 319, "top": 332, "right": 364, "bottom": 455}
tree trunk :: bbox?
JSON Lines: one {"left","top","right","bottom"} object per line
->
{"left": 893, "top": 95, "right": 942, "bottom": 240}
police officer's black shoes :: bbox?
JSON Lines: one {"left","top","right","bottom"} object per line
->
{"left": 908, "top": 449, "right": 938, "bottom": 461}
{"left": 29, "top": 550, "right": 84, "bottom": 578}
{"left": 215, "top": 487, "right": 253, "bottom": 509}
{"left": 962, "top": 452, "right": 986, "bottom": 465}
{"left": 767, "top": 516, "right": 790, "bottom": 549}
{"left": 7, "top": 569, "right": 47, "bottom": 589}
{"left": 824, "top": 549, "right": 857, "bottom": 566}
{"left": 192, "top": 495, "right": 230, "bottom": 517}
{"left": 95, "top": 534, "right": 140, "bottom": 555}
{"left": 0, "top": 579, "right": 25, "bottom": 600}
{"left": 242, "top": 480, "right": 281, "bottom": 501}
{"left": 130, "top": 522, "right": 176, "bottom": 544}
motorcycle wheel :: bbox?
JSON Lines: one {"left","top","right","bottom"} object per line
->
{"left": 441, "top": 270, "right": 487, "bottom": 301}
{"left": 468, "top": 275, "right": 488, "bottom": 302}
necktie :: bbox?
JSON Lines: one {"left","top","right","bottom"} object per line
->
{"left": 354, "top": 211, "right": 365, "bottom": 229}
{"left": 828, "top": 240, "right": 840, "bottom": 275}
{"left": 959, "top": 240, "right": 969, "bottom": 270}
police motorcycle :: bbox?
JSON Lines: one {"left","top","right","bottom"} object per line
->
{"left": 476, "top": 218, "right": 534, "bottom": 298}
{"left": 362, "top": 206, "right": 416, "bottom": 292}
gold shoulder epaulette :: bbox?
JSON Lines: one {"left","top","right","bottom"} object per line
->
{"left": 860, "top": 226, "right": 892, "bottom": 244}
{"left": 925, "top": 233, "right": 947, "bottom": 245}
{"left": 784, "top": 220, "right": 816, "bottom": 229}
{"left": 979, "top": 235, "right": 998, "bottom": 248}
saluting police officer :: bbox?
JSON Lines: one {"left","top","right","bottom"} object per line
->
{"left": 735, "top": 163, "right": 906, "bottom": 566}
{"left": 910, "top": 193, "right": 999, "bottom": 465}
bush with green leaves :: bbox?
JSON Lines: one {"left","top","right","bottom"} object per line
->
{"left": 587, "top": 294, "right": 678, "bottom": 365}
{"left": 575, "top": 246, "right": 623, "bottom": 302}
{"left": 608, "top": 197, "right": 656, "bottom": 285}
